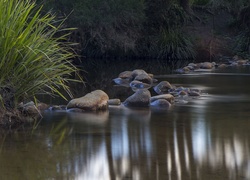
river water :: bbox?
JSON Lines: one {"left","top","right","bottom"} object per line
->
{"left": 1, "top": 66, "right": 250, "bottom": 180}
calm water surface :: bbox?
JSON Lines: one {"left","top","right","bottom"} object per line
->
{"left": 1, "top": 67, "right": 250, "bottom": 180}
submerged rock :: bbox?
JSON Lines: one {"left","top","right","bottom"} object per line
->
{"left": 67, "top": 90, "right": 109, "bottom": 111}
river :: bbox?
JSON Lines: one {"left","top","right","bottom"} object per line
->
{"left": 1, "top": 65, "right": 250, "bottom": 180}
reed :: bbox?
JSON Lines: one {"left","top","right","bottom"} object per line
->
{"left": 0, "top": 0, "right": 80, "bottom": 109}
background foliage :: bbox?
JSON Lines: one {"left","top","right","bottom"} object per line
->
{"left": 37, "top": 0, "right": 250, "bottom": 60}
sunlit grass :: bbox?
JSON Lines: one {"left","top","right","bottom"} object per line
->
{"left": 0, "top": 0, "right": 81, "bottom": 109}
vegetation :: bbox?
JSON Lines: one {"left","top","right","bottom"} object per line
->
{"left": 0, "top": 0, "right": 80, "bottom": 123}
{"left": 36, "top": 0, "right": 250, "bottom": 61}
{"left": 37, "top": 0, "right": 195, "bottom": 61}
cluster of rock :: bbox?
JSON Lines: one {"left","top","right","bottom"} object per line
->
{"left": 111, "top": 69, "right": 201, "bottom": 108}
{"left": 19, "top": 69, "right": 204, "bottom": 118}
{"left": 175, "top": 55, "right": 249, "bottom": 74}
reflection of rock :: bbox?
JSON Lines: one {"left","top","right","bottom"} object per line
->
{"left": 67, "top": 90, "right": 109, "bottom": 111}
{"left": 153, "top": 81, "right": 173, "bottom": 94}
{"left": 123, "top": 89, "right": 151, "bottom": 107}
{"left": 67, "top": 111, "right": 109, "bottom": 125}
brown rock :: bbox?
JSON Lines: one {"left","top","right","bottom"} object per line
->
{"left": 67, "top": 90, "right": 109, "bottom": 111}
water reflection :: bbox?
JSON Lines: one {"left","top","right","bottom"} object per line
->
{"left": 1, "top": 71, "right": 250, "bottom": 179}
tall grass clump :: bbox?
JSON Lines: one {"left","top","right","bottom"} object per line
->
{"left": 156, "top": 29, "right": 195, "bottom": 60}
{"left": 0, "top": 0, "right": 79, "bottom": 110}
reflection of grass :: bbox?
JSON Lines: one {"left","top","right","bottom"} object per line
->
{"left": 49, "top": 118, "right": 72, "bottom": 145}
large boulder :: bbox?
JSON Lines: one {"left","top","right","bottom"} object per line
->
{"left": 67, "top": 90, "right": 109, "bottom": 111}
{"left": 123, "top": 89, "right": 151, "bottom": 107}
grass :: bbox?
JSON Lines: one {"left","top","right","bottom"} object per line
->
{"left": 0, "top": 0, "right": 81, "bottom": 109}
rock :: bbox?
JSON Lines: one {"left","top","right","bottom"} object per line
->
{"left": 150, "top": 94, "right": 175, "bottom": 104}
{"left": 237, "top": 60, "right": 248, "bottom": 65}
{"left": 150, "top": 99, "right": 171, "bottom": 108}
{"left": 200, "top": 62, "right": 214, "bottom": 69}
{"left": 188, "top": 63, "right": 199, "bottom": 69}
{"left": 131, "top": 69, "right": 148, "bottom": 79}
{"left": 179, "top": 90, "right": 188, "bottom": 96}
{"left": 18, "top": 101, "right": 40, "bottom": 115}
{"left": 153, "top": 81, "right": 173, "bottom": 94}
{"left": 123, "top": 89, "right": 151, "bottom": 107}
{"left": 182, "top": 66, "right": 190, "bottom": 73}
{"left": 130, "top": 80, "right": 152, "bottom": 92}
{"left": 37, "top": 103, "right": 49, "bottom": 111}
{"left": 186, "top": 65, "right": 195, "bottom": 70}
{"left": 218, "top": 63, "right": 227, "bottom": 68}
{"left": 108, "top": 99, "right": 121, "bottom": 106}
{"left": 188, "top": 91, "right": 200, "bottom": 96}
{"left": 113, "top": 77, "right": 130, "bottom": 87}
{"left": 118, "top": 71, "right": 133, "bottom": 79}
{"left": 233, "top": 55, "right": 241, "bottom": 61}
{"left": 49, "top": 105, "right": 66, "bottom": 111}
{"left": 134, "top": 73, "right": 153, "bottom": 85}
{"left": 67, "top": 90, "right": 109, "bottom": 111}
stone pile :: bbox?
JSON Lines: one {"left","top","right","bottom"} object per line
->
{"left": 175, "top": 55, "right": 249, "bottom": 74}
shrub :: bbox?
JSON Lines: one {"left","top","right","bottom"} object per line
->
{"left": 38, "top": 0, "right": 145, "bottom": 58}
{"left": 0, "top": 0, "right": 80, "bottom": 109}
